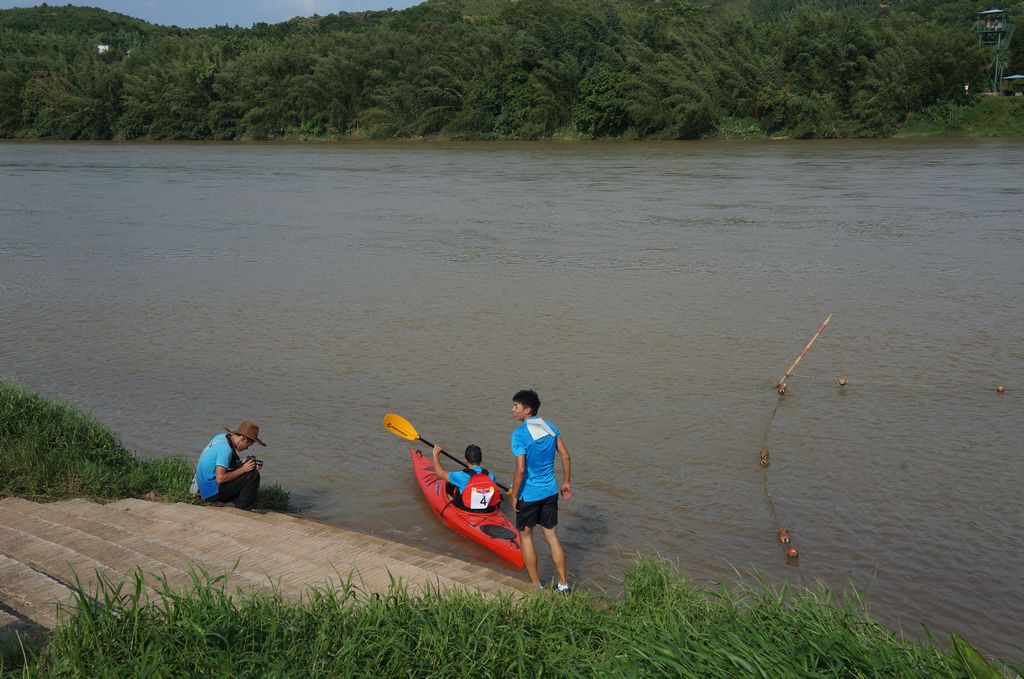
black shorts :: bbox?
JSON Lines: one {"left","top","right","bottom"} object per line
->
{"left": 516, "top": 493, "right": 558, "bottom": 530}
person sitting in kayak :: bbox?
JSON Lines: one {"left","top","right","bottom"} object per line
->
{"left": 432, "top": 443, "right": 501, "bottom": 512}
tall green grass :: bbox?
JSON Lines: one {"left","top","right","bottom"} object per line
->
{"left": 4, "top": 558, "right": 1014, "bottom": 678}
{"left": 898, "top": 96, "right": 1024, "bottom": 138}
{"left": 0, "top": 379, "right": 288, "bottom": 509}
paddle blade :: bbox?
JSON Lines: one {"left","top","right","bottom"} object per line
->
{"left": 383, "top": 413, "right": 420, "bottom": 442}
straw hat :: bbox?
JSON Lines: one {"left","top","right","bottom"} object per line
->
{"left": 223, "top": 421, "right": 267, "bottom": 446}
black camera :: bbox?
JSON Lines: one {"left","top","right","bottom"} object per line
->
{"left": 245, "top": 454, "right": 264, "bottom": 469}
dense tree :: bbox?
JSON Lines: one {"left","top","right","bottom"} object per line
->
{"left": 0, "top": 0, "right": 1008, "bottom": 140}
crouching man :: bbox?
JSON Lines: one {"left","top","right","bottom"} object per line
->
{"left": 194, "top": 420, "right": 265, "bottom": 510}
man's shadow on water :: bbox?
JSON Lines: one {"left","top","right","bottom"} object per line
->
{"left": 546, "top": 501, "right": 615, "bottom": 590}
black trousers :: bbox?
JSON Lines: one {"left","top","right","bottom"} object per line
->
{"left": 208, "top": 454, "right": 261, "bottom": 510}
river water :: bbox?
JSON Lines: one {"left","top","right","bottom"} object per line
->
{"left": 1, "top": 140, "right": 1021, "bottom": 659}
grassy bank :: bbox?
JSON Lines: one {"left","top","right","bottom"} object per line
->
{"left": 897, "top": 96, "right": 1024, "bottom": 138}
{"left": 1, "top": 381, "right": 1016, "bottom": 676}
{"left": 709, "top": 97, "right": 1024, "bottom": 141}
{"left": 2, "top": 558, "right": 1014, "bottom": 677}
{"left": 0, "top": 379, "right": 288, "bottom": 509}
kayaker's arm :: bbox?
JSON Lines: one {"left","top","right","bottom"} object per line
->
{"left": 511, "top": 455, "right": 526, "bottom": 511}
{"left": 557, "top": 438, "right": 572, "bottom": 500}
{"left": 431, "top": 445, "right": 451, "bottom": 483}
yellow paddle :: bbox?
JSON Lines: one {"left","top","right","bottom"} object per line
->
{"left": 383, "top": 413, "right": 511, "bottom": 494}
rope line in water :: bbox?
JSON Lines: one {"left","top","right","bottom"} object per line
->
{"left": 758, "top": 400, "right": 781, "bottom": 530}
{"left": 760, "top": 314, "right": 834, "bottom": 582}
{"left": 787, "top": 371, "right": 1010, "bottom": 392}
{"left": 759, "top": 313, "right": 1006, "bottom": 584}
{"left": 758, "top": 396, "right": 805, "bottom": 585}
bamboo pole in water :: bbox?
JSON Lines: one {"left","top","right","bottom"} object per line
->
{"left": 777, "top": 314, "right": 833, "bottom": 392}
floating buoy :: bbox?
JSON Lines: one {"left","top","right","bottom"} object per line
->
{"left": 777, "top": 382, "right": 787, "bottom": 395}
{"left": 996, "top": 385, "right": 1005, "bottom": 395}
{"left": 787, "top": 547, "right": 799, "bottom": 559}
{"left": 777, "top": 528, "right": 791, "bottom": 544}
{"left": 759, "top": 448, "right": 770, "bottom": 467}
{"left": 837, "top": 376, "right": 848, "bottom": 386}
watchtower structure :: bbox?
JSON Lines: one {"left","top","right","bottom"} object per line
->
{"left": 976, "top": 9, "right": 1014, "bottom": 93}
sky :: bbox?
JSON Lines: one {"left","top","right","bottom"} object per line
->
{"left": 0, "top": 0, "right": 425, "bottom": 28}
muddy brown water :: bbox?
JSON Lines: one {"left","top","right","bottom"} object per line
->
{"left": 2, "top": 140, "right": 1022, "bottom": 659}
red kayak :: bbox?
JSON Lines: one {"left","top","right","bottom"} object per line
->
{"left": 410, "top": 448, "right": 524, "bottom": 568}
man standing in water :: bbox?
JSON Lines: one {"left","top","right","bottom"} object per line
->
{"left": 510, "top": 389, "right": 572, "bottom": 591}
{"left": 193, "top": 421, "right": 264, "bottom": 510}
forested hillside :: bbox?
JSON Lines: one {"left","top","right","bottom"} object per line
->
{"left": 1, "top": 0, "right": 1021, "bottom": 140}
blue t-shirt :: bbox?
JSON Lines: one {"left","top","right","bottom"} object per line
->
{"left": 195, "top": 434, "right": 234, "bottom": 499}
{"left": 510, "top": 417, "right": 561, "bottom": 502}
{"left": 448, "top": 466, "right": 495, "bottom": 492}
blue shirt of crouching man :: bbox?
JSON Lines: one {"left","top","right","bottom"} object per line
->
{"left": 194, "top": 420, "right": 265, "bottom": 510}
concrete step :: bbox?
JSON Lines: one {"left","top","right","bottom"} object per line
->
{"left": 0, "top": 521, "right": 152, "bottom": 605}
{"left": 83, "top": 498, "right": 453, "bottom": 598}
{"left": 0, "top": 605, "right": 43, "bottom": 643}
{"left": 0, "top": 554, "right": 74, "bottom": 631}
{"left": 222, "top": 507, "right": 307, "bottom": 525}
{"left": 0, "top": 498, "right": 279, "bottom": 598}
{"left": 169, "top": 500, "right": 528, "bottom": 594}
{"left": 0, "top": 498, "right": 529, "bottom": 632}
{"left": 108, "top": 500, "right": 466, "bottom": 595}
{"left": 0, "top": 503, "right": 191, "bottom": 592}
{"left": 110, "top": 499, "right": 528, "bottom": 596}
{"left": 44, "top": 499, "right": 313, "bottom": 598}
